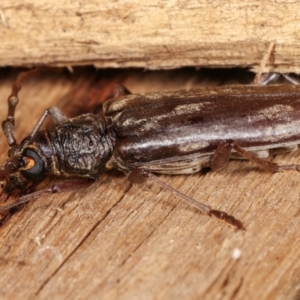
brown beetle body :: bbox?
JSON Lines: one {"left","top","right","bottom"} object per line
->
{"left": 105, "top": 85, "right": 300, "bottom": 174}
{"left": 2, "top": 71, "right": 300, "bottom": 229}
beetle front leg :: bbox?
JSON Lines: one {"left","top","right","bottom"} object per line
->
{"left": 29, "top": 107, "right": 67, "bottom": 139}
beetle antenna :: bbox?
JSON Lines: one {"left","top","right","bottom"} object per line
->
{"left": 0, "top": 179, "right": 94, "bottom": 213}
{"left": 2, "top": 69, "right": 43, "bottom": 147}
{"left": 2, "top": 68, "right": 63, "bottom": 147}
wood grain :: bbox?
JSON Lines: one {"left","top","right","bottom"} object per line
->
{"left": 0, "top": 68, "right": 300, "bottom": 299}
{"left": 1, "top": 1, "right": 300, "bottom": 72}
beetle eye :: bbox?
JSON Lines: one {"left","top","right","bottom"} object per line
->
{"left": 20, "top": 148, "right": 45, "bottom": 182}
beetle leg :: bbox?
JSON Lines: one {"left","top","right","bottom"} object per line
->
{"left": 253, "top": 42, "right": 300, "bottom": 86}
{"left": 281, "top": 74, "right": 300, "bottom": 85}
{"left": 113, "top": 84, "right": 132, "bottom": 98}
{"left": 256, "top": 73, "right": 300, "bottom": 86}
{"left": 232, "top": 143, "right": 300, "bottom": 172}
{"left": 48, "top": 106, "right": 68, "bottom": 123}
{"left": 256, "top": 73, "right": 281, "bottom": 85}
{"left": 210, "top": 142, "right": 233, "bottom": 171}
{"left": 30, "top": 107, "right": 67, "bottom": 139}
{"left": 129, "top": 168, "right": 244, "bottom": 229}
{"left": 211, "top": 141, "right": 300, "bottom": 173}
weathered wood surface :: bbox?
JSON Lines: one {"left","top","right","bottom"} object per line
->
{"left": 1, "top": 1, "right": 300, "bottom": 72}
{"left": 0, "top": 68, "right": 300, "bottom": 299}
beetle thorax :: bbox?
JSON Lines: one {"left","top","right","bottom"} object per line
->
{"left": 49, "top": 113, "right": 113, "bottom": 179}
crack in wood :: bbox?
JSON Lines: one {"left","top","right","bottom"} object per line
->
{"left": 34, "top": 183, "right": 134, "bottom": 296}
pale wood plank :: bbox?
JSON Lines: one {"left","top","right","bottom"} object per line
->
{"left": 0, "top": 1, "right": 300, "bottom": 72}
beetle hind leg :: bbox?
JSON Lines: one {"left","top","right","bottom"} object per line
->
{"left": 212, "top": 141, "right": 300, "bottom": 173}
{"left": 232, "top": 143, "right": 300, "bottom": 172}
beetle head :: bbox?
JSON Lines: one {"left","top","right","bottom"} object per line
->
{"left": 0, "top": 138, "right": 46, "bottom": 195}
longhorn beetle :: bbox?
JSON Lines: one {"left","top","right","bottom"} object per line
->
{"left": 1, "top": 69, "right": 300, "bottom": 229}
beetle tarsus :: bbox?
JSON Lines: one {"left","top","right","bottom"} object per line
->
{"left": 210, "top": 210, "right": 245, "bottom": 230}
{"left": 143, "top": 170, "right": 244, "bottom": 229}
